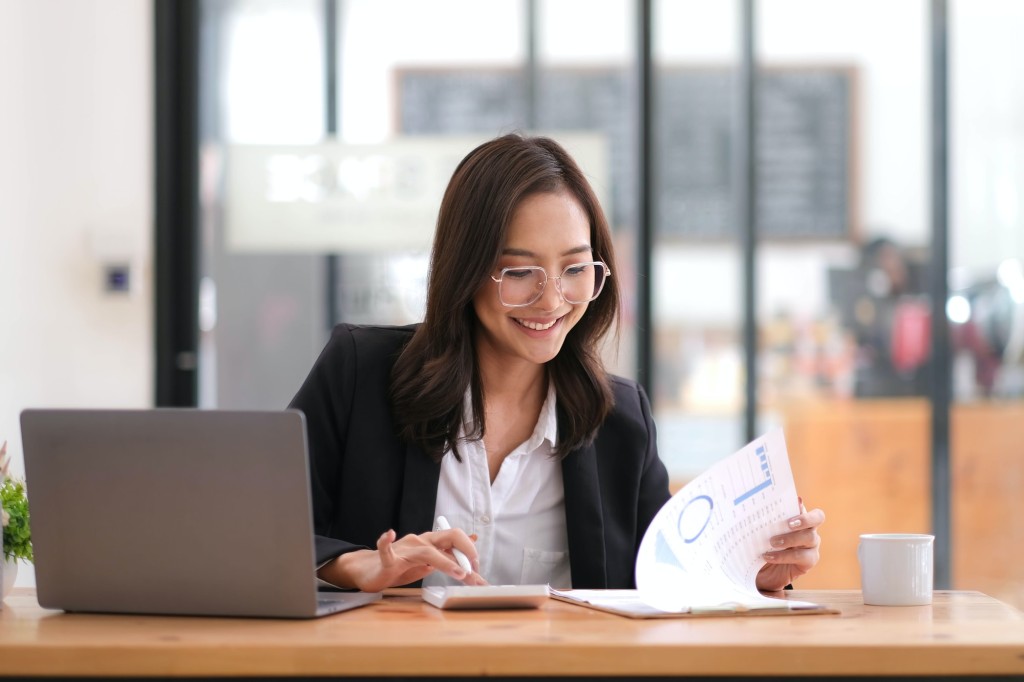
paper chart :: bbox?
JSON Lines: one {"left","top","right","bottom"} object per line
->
{"left": 634, "top": 427, "right": 800, "bottom": 612}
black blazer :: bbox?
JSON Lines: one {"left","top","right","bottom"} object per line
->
{"left": 289, "top": 324, "right": 671, "bottom": 589}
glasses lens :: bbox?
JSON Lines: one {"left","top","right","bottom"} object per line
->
{"left": 499, "top": 267, "right": 546, "bottom": 306}
{"left": 560, "top": 262, "right": 606, "bottom": 304}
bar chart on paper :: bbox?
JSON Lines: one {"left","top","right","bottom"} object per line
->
{"left": 734, "top": 443, "right": 773, "bottom": 504}
{"left": 634, "top": 427, "right": 800, "bottom": 612}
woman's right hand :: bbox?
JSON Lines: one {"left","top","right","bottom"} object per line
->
{"left": 318, "top": 528, "right": 487, "bottom": 592}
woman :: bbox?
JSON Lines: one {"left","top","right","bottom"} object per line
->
{"left": 290, "top": 133, "right": 823, "bottom": 592}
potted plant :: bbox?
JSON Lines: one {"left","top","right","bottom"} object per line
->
{"left": 1, "top": 440, "right": 32, "bottom": 599}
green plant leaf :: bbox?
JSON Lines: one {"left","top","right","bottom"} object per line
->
{"left": 2, "top": 478, "right": 33, "bottom": 562}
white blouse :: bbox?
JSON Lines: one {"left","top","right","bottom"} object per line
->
{"left": 423, "top": 384, "right": 572, "bottom": 588}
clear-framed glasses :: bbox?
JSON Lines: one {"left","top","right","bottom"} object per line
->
{"left": 490, "top": 261, "right": 611, "bottom": 308}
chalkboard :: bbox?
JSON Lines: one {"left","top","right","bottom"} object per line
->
{"left": 397, "top": 66, "right": 854, "bottom": 240}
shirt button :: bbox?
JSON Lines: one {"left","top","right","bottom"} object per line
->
{"left": 479, "top": 515, "right": 491, "bottom": 525}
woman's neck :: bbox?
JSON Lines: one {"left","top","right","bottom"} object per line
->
{"left": 476, "top": 351, "right": 547, "bottom": 409}
{"left": 475, "top": 346, "right": 549, "bottom": 483}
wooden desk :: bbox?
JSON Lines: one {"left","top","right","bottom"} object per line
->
{"left": 2, "top": 588, "right": 1024, "bottom": 678}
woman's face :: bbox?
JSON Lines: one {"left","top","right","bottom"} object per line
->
{"left": 472, "top": 190, "right": 593, "bottom": 370}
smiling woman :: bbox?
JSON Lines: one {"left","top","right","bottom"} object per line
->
{"left": 391, "top": 135, "right": 620, "bottom": 465}
{"left": 471, "top": 191, "right": 601, "bottom": 382}
{"left": 286, "top": 133, "right": 824, "bottom": 595}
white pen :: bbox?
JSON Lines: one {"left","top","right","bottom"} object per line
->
{"left": 434, "top": 515, "right": 473, "bottom": 575}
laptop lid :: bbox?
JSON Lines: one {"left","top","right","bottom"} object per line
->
{"left": 20, "top": 408, "right": 379, "bottom": 618}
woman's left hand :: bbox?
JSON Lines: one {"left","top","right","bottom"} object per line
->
{"left": 756, "top": 498, "right": 825, "bottom": 592}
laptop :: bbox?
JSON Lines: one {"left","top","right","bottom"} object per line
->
{"left": 19, "top": 408, "right": 380, "bottom": 618}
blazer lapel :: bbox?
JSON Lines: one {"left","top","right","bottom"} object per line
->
{"left": 398, "top": 442, "right": 441, "bottom": 536}
{"left": 562, "top": 443, "right": 608, "bottom": 588}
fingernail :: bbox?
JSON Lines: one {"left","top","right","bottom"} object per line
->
{"left": 771, "top": 537, "right": 785, "bottom": 547}
{"left": 763, "top": 552, "right": 776, "bottom": 562}
{"left": 788, "top": 517, "right": 802, "bottom": 529}
{"left": 453, "top": 567, "right": 467, "bottom": 579}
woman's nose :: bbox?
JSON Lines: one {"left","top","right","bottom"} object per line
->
{"left": 536, "top": 275, "right": 565, "bottom": 311}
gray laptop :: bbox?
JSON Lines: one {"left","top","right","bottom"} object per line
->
{"left": 19, "top": 408, "right": 380, "bottom": 618}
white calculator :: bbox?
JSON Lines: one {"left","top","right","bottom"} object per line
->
{"left": 421, "top": 584, "right": 550, "bottom": 610}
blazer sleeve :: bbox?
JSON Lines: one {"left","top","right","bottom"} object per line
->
{"left": 288, "top": 325, "right": 369, "bottom": 565}
{"left": 585, "top": 376, "right": 671, "bottom": 588}
{"left": 632, "top": 380, "right": 672, "bottom": 546}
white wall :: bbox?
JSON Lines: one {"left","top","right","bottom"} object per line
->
{"left": 0, "top": 0, "right": 153, "bottom": 585}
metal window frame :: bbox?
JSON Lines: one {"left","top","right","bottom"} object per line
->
{"left": 154, "top": 0, "right": 200, "bottom": 407}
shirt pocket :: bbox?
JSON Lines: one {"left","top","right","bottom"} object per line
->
{"left": 520, "top": 547, "right": 572, "bottom": 588}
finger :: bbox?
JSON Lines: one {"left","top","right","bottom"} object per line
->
{"left": 399, "top": 541, "right": 469, "bottom": 580}
{"left": 376, "top": 529, "right": 399, "bottom": 566}
{"left": 785, "top": 507, "right": 825, "bottom": 531}
{"left": 388, "top": 531, "right": 469, "bottom": 577}
{"left": 763, "top": 546, "right": 820, "bottom": 571}
{"left": 467, "top": 533, "right": 480, "bottom": 570}
{"left": 467, "top": 534, "right": 480, "bottom": 571}
{"left": 430, "top": 529, "right": 480, "bottom": 572}
{"left": 461, "top": 571, "right": 489, "bottom": 586}
{"left": 434, "top": 554, "right": 469, "bottom": 580}
{"left": 769, "top": 527, "right": 821, "bottom": 550}
{"left": 432, "top": 528, "right": 480, "bottom": 560}
{"left": 449, "top": 540, "right": 479, "bottom": 573}
{"left": 804, "top": 507, "right": 825, "bottom": 527}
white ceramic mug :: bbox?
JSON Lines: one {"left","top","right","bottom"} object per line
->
{"left": 857, "top": 533, "right": 934, "bottom": 606}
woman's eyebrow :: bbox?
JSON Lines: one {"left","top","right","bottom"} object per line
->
{"left": 501, "top": 245, "right": 593, "bottom": 257}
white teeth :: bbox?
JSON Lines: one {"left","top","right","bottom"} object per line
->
{"left": 516, "top": 318, "right": 557, "bottom": 331}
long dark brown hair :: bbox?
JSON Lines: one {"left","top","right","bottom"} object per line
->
{"left": 390, "top": 133, "right": 620, "bottom": 462}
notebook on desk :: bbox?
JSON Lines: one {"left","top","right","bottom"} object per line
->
{"left": 549, "top": 588, "right": 839, "bottom": 618}
{"left": 19, "top": 408, "right": 380, "bottom": 619}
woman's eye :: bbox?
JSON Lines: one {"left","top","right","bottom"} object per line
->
{"left": 504, "top": 269, "right": 534, "bottom": 280}
{"left": 564, "top": 265, "right": 589, "bottom": 277}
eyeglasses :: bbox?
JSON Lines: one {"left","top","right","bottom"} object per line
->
{"left": 490, "top": 261, "right": 611, "bottom": 308}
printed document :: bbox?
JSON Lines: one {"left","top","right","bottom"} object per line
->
{"left": 551, "top": 428, "right": 833, "bottom": 616}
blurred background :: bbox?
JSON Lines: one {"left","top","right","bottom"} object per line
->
{"left": 2, "top": 0, "right": 1023, "bottom": 605}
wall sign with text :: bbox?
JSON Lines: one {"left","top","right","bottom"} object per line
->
{"left": 223, "top": 133, "right": 608, "bottom": 253}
